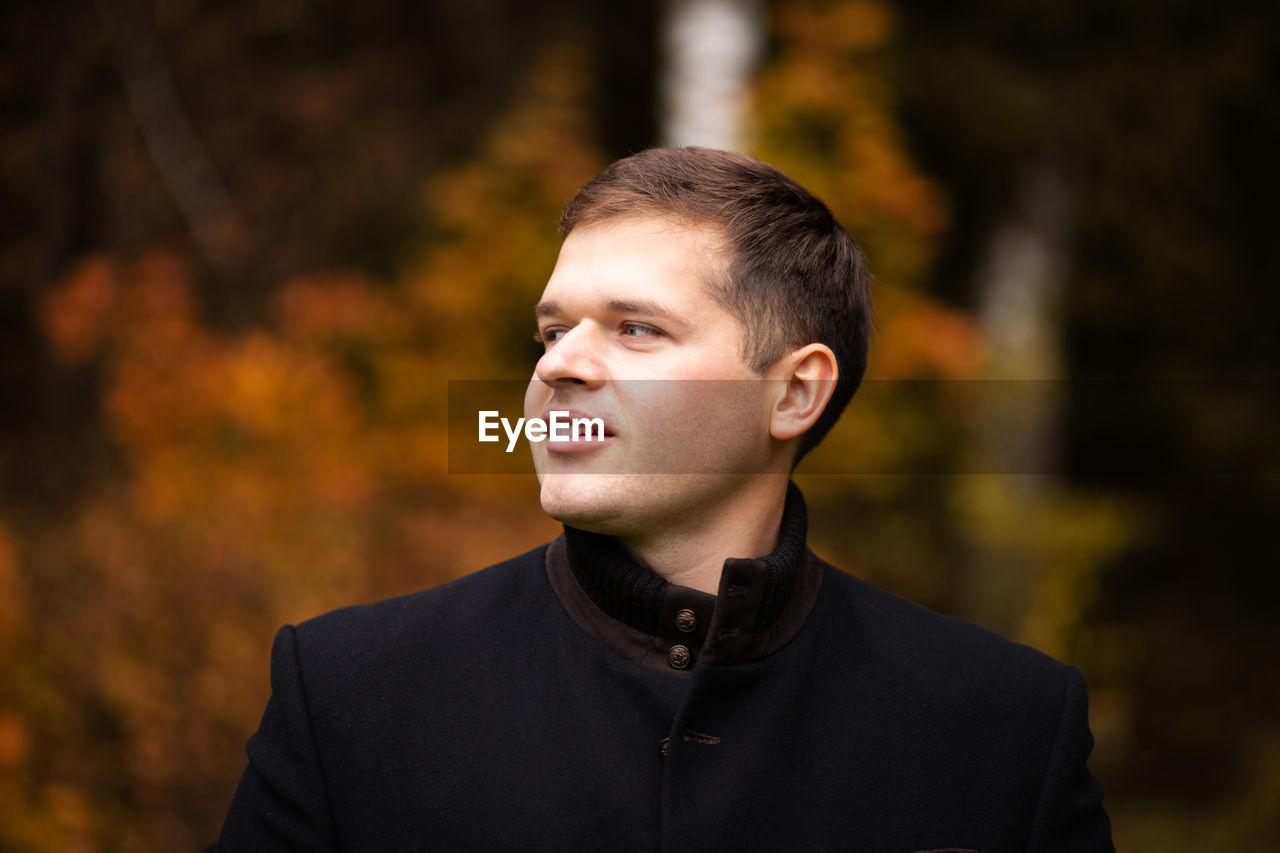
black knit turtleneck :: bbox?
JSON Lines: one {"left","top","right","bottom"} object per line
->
{"left": 562, "top": 482, "right": 809, "bottom": 636}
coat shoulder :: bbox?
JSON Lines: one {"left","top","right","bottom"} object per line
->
{"left": 814, "top": 556, "right": 1079, "bottom": 705}
{"left": 290, "top": 543, "right": 552, "bottom": 677}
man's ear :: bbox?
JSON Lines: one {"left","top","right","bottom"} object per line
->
{"left": 768, "top": 343, "right": 838, "bottom": 442}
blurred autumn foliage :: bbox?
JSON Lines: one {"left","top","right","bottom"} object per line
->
{"left": 1, "top": 0, "right": 1277, "bottom": 850}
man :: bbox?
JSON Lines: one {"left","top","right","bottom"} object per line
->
{"left": 213, "top": 148, "right": 1113, "bottom": 851}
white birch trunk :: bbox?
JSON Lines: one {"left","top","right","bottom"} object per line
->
{"left": 660, "top": 0, "right": 765, "bottom": 150}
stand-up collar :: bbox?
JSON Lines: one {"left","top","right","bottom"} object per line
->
{"left": 545, "top": 483, "right": 824, "bottom": 676}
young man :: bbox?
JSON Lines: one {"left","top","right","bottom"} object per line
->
{"left": 213, "top": 148, "right": 1113, "bottom": 851}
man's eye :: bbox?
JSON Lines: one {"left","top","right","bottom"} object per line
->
{"left": 622, "top": 323, "right": 661, "bottom": 338}
{"left": 535, "top": 327, "right": 568, "bottom": 345}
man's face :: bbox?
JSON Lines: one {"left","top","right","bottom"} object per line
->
{"left": 524, "top": 216, "right": 782, "bottom": 539}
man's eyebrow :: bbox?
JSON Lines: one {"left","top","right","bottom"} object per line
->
{"left": 534, "top": 298, "right": 690, "bottom": 329}
{"left": 605, "top": 299, "right": 686, "bottom": 326}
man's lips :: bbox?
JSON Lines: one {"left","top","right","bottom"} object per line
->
{"left": 540, "top": 408, "right": 615, "bottom": 453}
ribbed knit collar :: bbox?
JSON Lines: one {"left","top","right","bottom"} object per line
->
{"left": 562, "top": 482, "right": 809, "bottom": 637}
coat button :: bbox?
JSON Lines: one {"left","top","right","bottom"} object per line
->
{"left": 668, "top": 644, "right": 691, "bottom": 669}
{"left": 675, "top": 608, "right": 698, "bottom": 633}
{"left": 658, "top": 737, "right": 670, "bottom": 759}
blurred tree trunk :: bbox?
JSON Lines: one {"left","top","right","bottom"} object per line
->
{"left": 661, "top": 0, "right": 764, "bottom": 149}
{"left": 959, "top": 164, "right": 1070, "bottom": 637}
{"left": 95, "top": 0, "right": 246, "bottom": 273}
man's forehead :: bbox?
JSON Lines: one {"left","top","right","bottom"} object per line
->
{"left": 537, "top": 216, "right": 729, "bottom": 310}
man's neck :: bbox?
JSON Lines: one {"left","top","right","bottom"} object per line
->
{"left": 617, "top": 477, "right": 789, "bottom": 594}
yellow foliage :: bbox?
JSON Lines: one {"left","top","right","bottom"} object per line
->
{"left": 274, "top": 273, "right": 401, "bottom": 344}
{"left": 868, "top": 285, "right": 985, "bottom": 380}
{"left": 39, "top": 256, "right": 120, "bottom": 367}
{"left": 0, "top": 711, "right": 24, "bottom": 780}
{"left": 754, "top": 0, "right": 950, "bottom": 288}
{"left": 404, "top": 39, "right": 603, "bottom": 377}
{"left": 6, "top": 34, "right": 603, "bottom": 849}
{"left": 0, "top": 522, "right": 19, "bottom": 653}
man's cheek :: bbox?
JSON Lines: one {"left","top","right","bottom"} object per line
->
{"left": 683, "top": 390, "right": 768, "bottom": 470}
{"left": 523, "top": 379, "right": 552, "bottom": 420}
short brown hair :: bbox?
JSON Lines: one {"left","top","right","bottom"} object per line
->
{"left": 559, "top": 146, "right": 871, "bottom": 459}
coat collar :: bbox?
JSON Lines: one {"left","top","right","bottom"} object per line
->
{"left": 545, "top": 483, "right": 824, "bottom": 676}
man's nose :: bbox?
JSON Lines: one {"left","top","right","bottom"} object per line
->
{"left": 534, "top": 324, "right": 607, "bottom": 388}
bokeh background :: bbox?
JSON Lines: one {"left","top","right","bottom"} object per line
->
{"left": 2, "top": 0, "right": 1277, "bottom": 849}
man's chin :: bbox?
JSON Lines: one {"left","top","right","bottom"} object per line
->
{"left": 537, "top": 473, "right": 634, "bottom": 533}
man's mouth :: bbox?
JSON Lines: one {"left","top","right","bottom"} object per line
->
{"left": 541, "top": 408, "right": 616, "bottom": 453}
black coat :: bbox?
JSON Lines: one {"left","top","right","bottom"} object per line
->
{"left": 212, "top": 526, "right": 1112, "bottom": 852}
